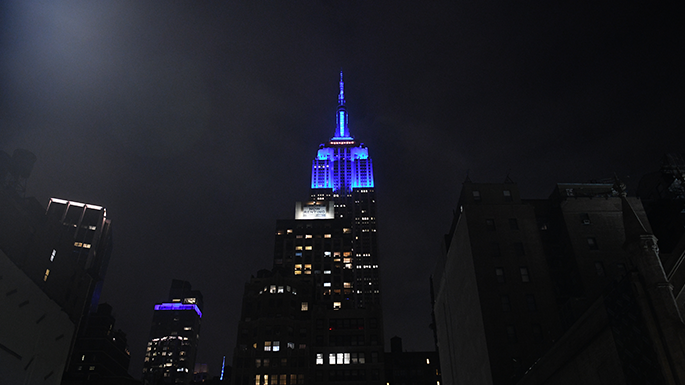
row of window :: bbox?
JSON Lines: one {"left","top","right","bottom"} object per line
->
{"left": 315, "top": 352, "right": 366, "bottom": 365}
{"left": 253, "top": 373, "right": 304, "bottom": 385}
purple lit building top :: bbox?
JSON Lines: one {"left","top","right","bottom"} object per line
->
{"left": 311, "top": 72, "right": 374, "bottom": 192}
{"left": 154, "top": 302, "right": 203, "bottom": 318}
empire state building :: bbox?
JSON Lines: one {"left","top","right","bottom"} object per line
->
{"left": 231, "top": 73, "right": 385, "bottom": 385}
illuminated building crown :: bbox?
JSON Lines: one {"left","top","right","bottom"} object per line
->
{"left": 311, "top": 72, "right": 374, "bottom": 193}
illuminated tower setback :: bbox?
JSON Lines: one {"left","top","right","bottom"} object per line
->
{"left": 232, "top": 73, "right": 384, "bottom": 385}
{"left": 143, "top": 280, "right": 203, "bottom": 385}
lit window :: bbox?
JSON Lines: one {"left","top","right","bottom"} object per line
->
{"left": 183, "top": 326, "right": 192, "bottom": 331}
{"left": 278, "top": 286, "right": 284, "bottom": 293}
{"left": 50, "top": 249, "right": 56, "bottom": 262}
{"left": 305, "top": 246, "right": 313, "bottom": 250}
{"left": 333, "top": 302, "right": 341, "bottom": 310}
{"left": 323, "top": 282, "right": 331, "bottom": 287}
{"left": 316, "top": 353, "right": 324, "bottom": 365}
{"left": 426, "top": 358, "right": 430, "bottom": 364}
{"left": 286, "top": 229, "right": 293, "bottom": 234}
{"left": 270, "top": 285, "right": 277, "bottom": 293}
{"left": 324, "top": 234, "right": 332, "bottom": 238}
{"left": 305, "top": 234, "right": 313, "bottom": 239}
{"left": 273, "top": 341, "right": 280, "bottom": 352}
{"left": 43, "top": 269, "right": 50, "bottom": 281}
{"left": 329, "top": 353, "right": 336, "bottom": 365}
{"left": 301, "top": 302, "right": 308, "bottom": 311}
{"left": 295, "top": 246, "right": 303, "bottom": 250}
{"left": 264, "top": 341, "right": 271, "bottom": 351}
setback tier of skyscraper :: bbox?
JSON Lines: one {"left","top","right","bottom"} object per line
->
{"left": 231, "top": 73, "right": 385, "bottom": 385}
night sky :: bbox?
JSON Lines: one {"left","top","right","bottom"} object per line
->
{"left": 1, "top": 0, "right": 683, "bottom": 378}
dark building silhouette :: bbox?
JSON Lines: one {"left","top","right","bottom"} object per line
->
{"left": 231, "top": 73, "right": 384, "bottom": 385}
{"left": 433, "top": 175, "right": 685, "bottom": 385}
{"left": 384, "top": 336, "right": 441, "bottom": 385}
{"left": 143, "top": 280, "right": 204, "bottom": 385}
{"left": 61, "top": 303, "right": 137, "bottom": 385}
{"left": 0, "top": 149, "right": 115, "bottom": 385}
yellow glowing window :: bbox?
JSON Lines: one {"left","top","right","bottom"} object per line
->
{"left": 43, "top": 269, "right": 50, "bottom": 281}
{"left": 324, "top": 234, "right": 332, "bottom": 238}
{"left": 295, "top": 246, "right": 303, "bottom": 250}
{"left": 305, "top": 234, "right": 313, "bottom": 239}
{"left": 286, "top": 229, "right": 293, "bottom": 234}
{"left": 301, "top": 302, "right": 308, "bottom": 311}
{"left": 305, "top": 246, "right": 313, "bottom": 250}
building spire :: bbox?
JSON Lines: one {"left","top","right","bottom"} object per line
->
{"left": 334, "top": 70, "right": 351, "bottom": 139}
{"left": 338, "top": 70, "right": 345, "bottom": 106}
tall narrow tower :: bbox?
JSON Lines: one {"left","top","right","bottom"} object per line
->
{"left": 310, "top": 72, "right": 379, "bottom": 308}
{"left": 232, "top": 73, "right": 384, "bottom": 385}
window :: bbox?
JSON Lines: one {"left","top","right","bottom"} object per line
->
{"left": 509, "top": 218, "right": 519, "bottom": 230}
{"left": 587, "top": 237, "right": 599, "bottom": 250}
{"left": 496, "top": 268, "right": 505, "bottom": 283}
{"left": 43, "top": 269, "right": 50, "bottom": 281}
{"left": 272, "top": 341, "right": 280, "bottom": 352}
{"left": 472, "top": 190, "right": 481, "bottom": 201}
{"left": 316, "top": 353, "right": 324, "bottom": 365}
{"left": 520, "top": 267, "right": 530, "bottom": 282}
{"left": 503, "top": 190, "right": 512, "bottom": 201}
{"left": 581, "top": 213, "right": 591, "bottom": 225}
{"left": 333, "top": 302, "right": 341, "bottom": 310}
{"left": 301, "top": 302, "right": 308, "bottom": 311}
{"left": 50, "top": 249, "right": 56, "bottom": 262}
{"left": 595, "top": 261, "right": 605, "bottom": 276}
{"left": 501, "top": 295, "right": 511, "bottom": 312}
{"left": 506, "top": 325, "right": 517, "bottom": 343}
{"left": 264, "top": 341, "right": 271, "bottom": 351}
{"left": 526, "top": 294, "right": 536, "bottom": 311}
{"left": 486, "top": 219, "right": 496, "bottom": 231}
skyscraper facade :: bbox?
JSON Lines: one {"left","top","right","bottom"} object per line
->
{"left": 232, "top": 73, "right": 384, "bottom": 385}
{"left": 143, "top": 280, "right": 203, "bottom": 385}
{"left": 309, "top": 72, "right": 379, "bottom": 309}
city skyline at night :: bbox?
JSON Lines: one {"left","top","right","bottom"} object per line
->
{"left": 1, "top": 1, "right": 682, "bottom": 379}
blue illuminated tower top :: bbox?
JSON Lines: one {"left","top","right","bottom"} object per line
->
{"left": 334, "top": 71, "right": 352, "bottom": 140}
{"left": 311, "top": 72, "right": 374, "bottom": 193}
